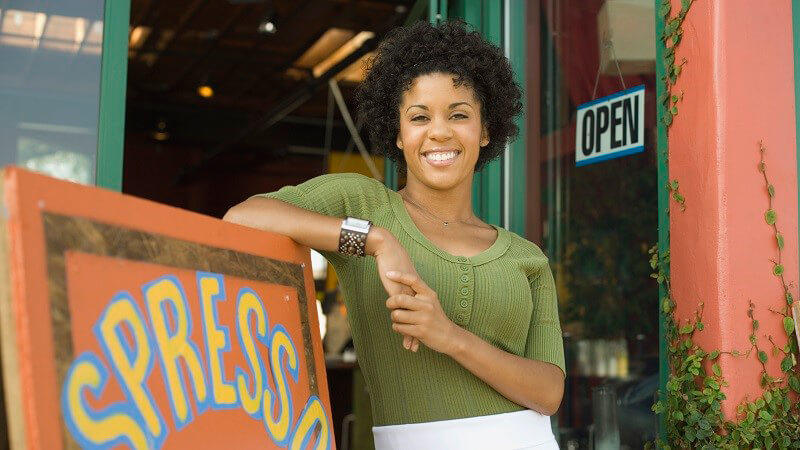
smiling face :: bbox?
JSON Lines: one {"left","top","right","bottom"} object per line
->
{"left": 396, "top": 72, "right": 489, "bottom": 192}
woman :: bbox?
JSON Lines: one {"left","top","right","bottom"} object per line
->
{"left": 224, "top": 20, "right": 565, "bottom": 450}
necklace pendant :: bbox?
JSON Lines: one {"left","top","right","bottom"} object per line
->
{"left": 444, "top": 221, "right": 449, "bottom": 226}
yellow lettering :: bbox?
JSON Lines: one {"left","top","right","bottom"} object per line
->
{"left": 143, "top": 276, "right": 208, "bottom": 428}
{"left": 291, "top": 396, "right": 331, "bottom": 450}
{"left": 263, "top": 326, "right": 299, "bottom": 446}
{"left": 235, "top": 289, "right": 267, "bottom": 417}
{"left": 198, "top": 272, "right": 237, "bottom": 408}
{"left": 62, "top": 353, "right": 150, "bottom": 450}
{"left": 96, "top": 293, "right": 164, "bottom": 441}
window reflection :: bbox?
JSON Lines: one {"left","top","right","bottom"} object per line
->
{"left": 0, "top": 2, "right": 104, "bottom": 184}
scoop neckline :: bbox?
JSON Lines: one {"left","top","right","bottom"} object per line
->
{"left": 385, "top": 186, "right": 511, "bottom": 265}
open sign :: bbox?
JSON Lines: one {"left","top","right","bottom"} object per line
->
{"left": 575, "top": 85, "right": 645, "bottom": 167}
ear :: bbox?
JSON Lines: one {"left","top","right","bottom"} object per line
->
{"left": 480, "top": 126, "right": 490, "bottom": 147}
{"left": 396, "top": 135, "right": 404, "bottom": 149}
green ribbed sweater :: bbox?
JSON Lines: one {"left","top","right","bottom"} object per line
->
{"left": 259, "top": 173, "right": 565, "bottom": 426}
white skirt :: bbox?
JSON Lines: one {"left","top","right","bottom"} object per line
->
{"left": 372, "top": 410, "right": 559, "bottom": 450}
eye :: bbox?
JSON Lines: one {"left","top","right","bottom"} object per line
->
{"left": 450, "top": 113, "right": 468, "bottom": 120}
{"left": 411, "top": 115, "right": 428, "bottom": 122}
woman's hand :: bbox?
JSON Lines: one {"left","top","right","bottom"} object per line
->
{"left": 369, "top": 229, "right": 421, "bottom": 352}
{"left": 384, "top": 271, "right": 461, "bottom": 355}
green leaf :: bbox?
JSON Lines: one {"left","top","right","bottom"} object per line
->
{"left": 712, "top": 363, "right": 721, "bottom": 377}
{"left": 786, "top": 291, "right": 794, "bottom": 305}
{"left": 763, "top": 390, "right": 772, "bottom": 404}
{"left": 758, "top": 350, "right": 768, "bottom": 364}
{"left": 765, "top": 209, "right": 777, "bottom": 225}
{"left": 776, "top": 233, "right": 784, "bottom": 249}
{"left": 674, "top": 65, "right": 682, "bottom": 76}
{"left": 680, "top": 324, "right": 694, "bottom": 334}
{"left": 781, "top": 355, "right": 793, "bottom": 372}
{"left": 696, "top": 321, "right": 704, "bottom": 331}
{"left": 753, "top": 320, "right": 760, "bottom": 331}
{"left": 671, "top": 95, "right": 679, "bottom": 103}
{"left": 789, "top": 375, "right": 800, "bottom": 392}
{"left": 681, "top": 0, "right": 691, "bottom": 11}
{"left": 767, "top": 184, "right": 775, "bottom": 197}
{"left": 709, "top": 350, "right": 720, "bottom": 360}
{"left": 663, "top": 113, "right": 673, "bottom": 126}
{"left": 670, "top": 105, "right": 678, "bottom": 115}
{"left": 673, "top": 411, "right": 684, "bottom": 421}
{"left": 660, "top": 3, "right": 671, "bottom": 18}
{"left": 784, "top": 316, "right": 795, "bottom": 335}
{"left": 758, "top": 161, "right": 766, "bottom": 172}
{"left": 669, "top": 179, "right": 679, "bottom": 190}
{"left": 758, "top": 410, "right": 772, "bottom": 421}
{"left": 773, "top": 264, "right": 784, "bottom": 276}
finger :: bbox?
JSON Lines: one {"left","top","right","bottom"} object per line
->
{"left": 392, "top": 323, "right": 417, "bottom": 336}
{"left": 386, "top": 294, "right": 425, "bottom": 311}
{"left": 385, "top": 271, "right": 434, "bottom": 296}
{"left": 390, "top": 308, "right": 421, "bottom": 325}
{"left": 403, "top": 335, "right": 416, "bottom": 350}
{"left": 411, "top": 339, "right": 420, "bottom": 352}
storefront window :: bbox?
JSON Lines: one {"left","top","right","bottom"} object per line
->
{"left": 0, "top": 2, "right": 104, "bottom": 184}
{"left": 531, "top": 1, "right": 659, "bottom": 447}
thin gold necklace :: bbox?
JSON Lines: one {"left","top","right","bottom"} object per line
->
{"left": 400, "top": 191, "right": 474, "bottom": 227}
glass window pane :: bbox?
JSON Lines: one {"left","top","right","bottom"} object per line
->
{"left": 0, "top": 2, "right": 105, "bottom": 184}
{"left": 528, "top": 1, "right": 659, "bottom": 447}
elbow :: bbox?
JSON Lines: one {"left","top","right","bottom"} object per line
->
{"left": 222, "top": 200, "right": 251, "bottom": 225}
{"left": 533, "top": 373, "right": 565, "bottom": 416}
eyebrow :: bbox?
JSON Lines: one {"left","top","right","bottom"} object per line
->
{"left": 406, "top": 102, "right": 474, "bottom": 113}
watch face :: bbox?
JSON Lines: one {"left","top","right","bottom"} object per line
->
{"left": 346, "top": 217, "right": 371, "bottom": 229}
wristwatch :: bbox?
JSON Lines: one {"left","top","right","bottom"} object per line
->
{"left": 339, "top": 217, "right": 372, "bottom": 257}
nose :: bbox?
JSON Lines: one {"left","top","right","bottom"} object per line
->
{"left": 427, "top": 115, "right": 453, "bottom": 141}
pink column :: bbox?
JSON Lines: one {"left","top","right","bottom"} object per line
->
{"left": 668, "top": 0, "right": 798, "bottom": 418}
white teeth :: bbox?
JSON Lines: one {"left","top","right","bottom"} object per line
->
{"left": 425, "top": 151, "right": 457, "bottom": 161}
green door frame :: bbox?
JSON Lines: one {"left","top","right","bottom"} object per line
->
{"left": 654, "top": 0, "right": 670, "bottom": 439}
{"left": 95, "top": 0, "right": 130, "bottom": 191}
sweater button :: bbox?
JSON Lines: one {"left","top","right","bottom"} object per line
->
{"left": 460, "top": 265, "right": 469, "bottom": 272}
{"left": 460, "top": 300, "right": 468, "bottom": 308}
{"left": 460, "top": 274, "right": 469, "bottom": 283}
{"left": 460, "top": 287, "right": 469, "bottom": 296}
{"left": 456, "top": 314, "right": 465, "bottom": 322}
{"left": 457, "top": 256, "right": 468, "bottom": 262}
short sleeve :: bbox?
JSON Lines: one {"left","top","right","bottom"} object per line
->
{"left": 524, "top": 261, "right": 566, "bottom": 376}
{"left": 253, "top": 172, "right": 387, "bottom": 220}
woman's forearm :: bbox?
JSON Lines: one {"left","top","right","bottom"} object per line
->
{"left": 447, "top": 326, "right": 565, "bottom": 416}
{"left": 222, "top": 197, "right": 387, "bottom": 256}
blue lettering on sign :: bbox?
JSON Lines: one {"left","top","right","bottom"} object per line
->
{"left": 61, "top": 272, "right": 331, "bottom": 450}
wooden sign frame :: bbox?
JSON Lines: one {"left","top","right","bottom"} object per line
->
{"left": 0, "top": 167, "right": 333, "bottom": 449}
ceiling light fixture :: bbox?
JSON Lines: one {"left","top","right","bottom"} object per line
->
{"left": 197, "top": 75, "right": 214, "bottom": 98}
{"left": 257, "top": 5, "right": 276, "bottom": 34}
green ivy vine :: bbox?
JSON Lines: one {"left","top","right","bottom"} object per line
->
{"left": 649, "top": 0, "right": 800, "bottom": 448}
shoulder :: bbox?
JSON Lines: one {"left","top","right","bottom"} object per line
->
{"left": 307, "top": 172, "right": 387, "bottom": 195}
{"left": 503, "top": 230, "right": 551, "bottom": 279}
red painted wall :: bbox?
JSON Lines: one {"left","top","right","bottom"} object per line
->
{"left": 669, "top": 0, "right": 798, "bottom": 418}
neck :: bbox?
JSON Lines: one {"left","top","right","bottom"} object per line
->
{"left": 400, "top": 174, "right": 476, "bottom": 223}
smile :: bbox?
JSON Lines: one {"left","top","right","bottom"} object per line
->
{"left": 422, "top": 149, "right": 461, "bottom": 167}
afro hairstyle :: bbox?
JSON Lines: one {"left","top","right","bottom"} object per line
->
{"left": 355, "top": 19, "right": 523, "bottom": 171}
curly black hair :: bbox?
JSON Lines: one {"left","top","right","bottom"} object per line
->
{"left": 355, "top": 19, "right": 523, "bottom": 171}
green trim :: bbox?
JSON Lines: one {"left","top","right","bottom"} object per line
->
{"left": 508, "top": 0, "right": 527, "bottom": 236}
{"left": 480, "top": 0, "right": 503, "bottom": 226}
{"left": 95, "top": 0, "right": 130, "bottom": 191}
{"left": 430, "top": 0, "right": 448, "bottom": 23}
{"left": 654, "top": 0, "right": 669, "bottom": 440}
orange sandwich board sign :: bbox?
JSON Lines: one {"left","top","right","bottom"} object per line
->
{"left": 0, "top": 167, "right": 334, "bottom": 450}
